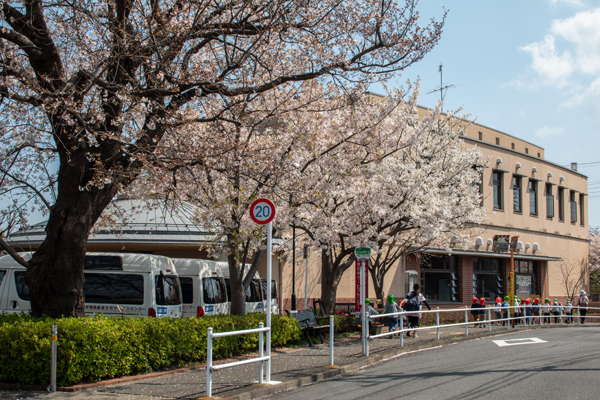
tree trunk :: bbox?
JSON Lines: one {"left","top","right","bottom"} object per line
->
{"left": 25, "top": 179, "right": 118, "bottom": 318}
{"left": 228, "top": 245, "right": 247, "bottom": 315}
{"left": 370, "top": 264, "right": 385, "bottom": 304}
{"left": 320, "top": 250, "right": 338, "bottom": 315}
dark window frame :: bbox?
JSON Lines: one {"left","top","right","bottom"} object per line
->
{"left": 558, "top": 186, "right": 565, "bottom": 222}
{"left": 492, "top": 170, "right": 504, "bottom": 210}
{"left": 529, "top": 179, "right": 538, "bottom": 216}
{"left": 203, "top": 277, "right": 227, "bottom": 304}
{"left": 513, "top": 175, "right": 522, "bottom": 214}
{"left": 580, "top": 193, "right": 585, "bottom": 227}
{"left": 570, "top": 190, "right": 577, "bottom": 224}
{"left": 546, "top": 183, "right": 554, "bottom": 219}
{"left": 84, "top": 272, "right": 145, "bottom": 305}
{"left": 179, "top": 277, "right": 194, "bottom": 304}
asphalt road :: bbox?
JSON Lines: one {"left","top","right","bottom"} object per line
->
{"left": 266, "top": 327, "right": 600, "bottom": 400}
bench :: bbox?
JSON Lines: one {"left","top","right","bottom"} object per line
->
{"left": 286, "top": 308, "right": 330, "bottom": 346}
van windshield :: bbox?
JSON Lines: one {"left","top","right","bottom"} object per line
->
{"left": 0, "top": 270, "right": 5, "bottom": 286}
{"left": 84, "top": 273, "right": 144, "bottom": 304}
{"left": 155, "top": 274, "right": 182, "bottom": 305}
{"left": 179, "top": 277, "right": 194, "bottom": 304}
{"left": 246, "top": 279, "right": 263, "bottom": 302}
{"left": 261, "top": 280, "right": 277, "bottom": 299}
{"left": 202, "top": 277, "right": 226, "bottom": 304}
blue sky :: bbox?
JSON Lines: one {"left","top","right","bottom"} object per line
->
{"left": 377, "top": 0, "right": 600, "bottom": 228}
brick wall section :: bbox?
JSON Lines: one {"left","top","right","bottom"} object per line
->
{"left": 539, "top": 261, "right": 548, "bottom": 298}
{"left": 405, "top": 254, "right": 421, "bottom": 276}
{"left": 459, "top": 255, "right": 474, "bottom": 303}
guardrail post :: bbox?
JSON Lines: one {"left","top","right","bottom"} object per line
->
{"left": 560, "top": 307, "right": 563, "bottom": 325}
{"left": 259, "top": 323, "right": 264, "bottom": 384}
{"left": 436, "top": 307, "right": 440, "bottom": 340}
{"left": 488, "top": 306, "right": 492, "bottom": 331}
{"left": 364, "top": 310, "right": 369, "bottom": 357}
{"left": 400, "top": 311, "right": 404, "bottom": 347}
{"left": 464, "top": 306, "right": 468, "bottom": 336}
{"left": 329, "top": 315, "right": 334, "bottom": 366}
{"left": 207, "top": 327, "right": 213, "bottom": 397}
{"left": 48, "top": 324, "right": 57, "bottom": 393}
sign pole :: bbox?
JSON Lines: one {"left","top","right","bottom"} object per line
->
{"left": 266, "top": 220, "right": 272, "bottom": 382}
{"left": 360, "top": 259, "right": 366, "bottom": 355}
{"left": 509, "top": 236, "right": 518, "bottom": 328}
{"left": 304, "top": 245, "right": 309, "bottom": 310}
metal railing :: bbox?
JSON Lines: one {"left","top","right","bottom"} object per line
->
{"left": 206, "top": 323, "right": 270, "bottom": 397}
{"left": 361, "top": 305, "right": 600, "bottom": 356}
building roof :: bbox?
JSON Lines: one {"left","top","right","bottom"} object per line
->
{"left": 8, "top": 198, "right": 216, "bottom": 247}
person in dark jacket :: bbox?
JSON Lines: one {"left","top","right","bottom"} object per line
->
{"left": 471, "top": 297, "right": 482, "bottom": 327}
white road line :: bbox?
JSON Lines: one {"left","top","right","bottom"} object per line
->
{"left": 492, "top": 337, "right": 548, "bottom": 347}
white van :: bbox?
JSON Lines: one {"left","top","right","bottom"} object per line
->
{"left": 219, "top": 263, "right": 264, "bottom": 314}
{"left": 172, "top": 258, "right": 229, "bottom": 317}
{"left": 0, "top": 253, "right": 182, "bottom": 318}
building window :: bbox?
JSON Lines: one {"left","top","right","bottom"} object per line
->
{"left": 513, "top": 175, "right": 522, "bottom": 213}
{"left": 558, "top": 186, "right": 565, "bottom": 221}
{"left": 580, "top": 193, "right": 585, "bottom": 226}
{"left": 493, "top": 171, "right": 503, "bottom": 210}
{"left": 570, "top": 190, "right": 577, "bottom": 224}
{"left": 514, "top": 260, "right": 539, "bottom": 297}
{"left": 473, "top": 258, "right": 502, "bottom": 299}
{"left": 511, "top": 143, "right": 515, "bottom": 150}
{"left": 478, "top": 131, "right": 483, "bottom": 140}
{"left": 529, "top": 180, "right": 537, "bottom": 216}
{"left": 421, "top": 256, "right": 459, "bottom": 302}
{"left": 525, "top": 148, "right": 529, "bottom": 154}
{"left": 496, "top": 137, "right": 500, "bottom": 145}
{"left": 538, "top": 152, "right": 541, "bottom": 158}
{"left": 546, "top": 183, "right": 554, "bottom": 218}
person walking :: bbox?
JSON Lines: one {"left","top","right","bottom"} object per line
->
{"left": 524, "top": 298, "right": 532, "bottom": 325}
{"left": 565, "top": 299, "right": 573, "bottom": 324}
{"left": 478, "top": 298, "right": 487, "bottom": 327}
{"left": 383, "top": 294, "right": 400, "bottom": 337}
{"left": 494, "top": 297, "right": 503, "bottom": 325}
{"left": 552, "top": 299, "right": 561, "bottom": 324}
{"left": 542, "top": 298, "right": 551, "bottom": 324}
{"left": 532, "top": 298, "right": 541, "bottom": 324}
{"left": 403, "top": 283, "right": 430, "bottom": 338}
{"left": 502, "top": 296, "right": 510, "bottom": 326}
{"left": 359, "top": 298, "right": 379, "bottom": 338}
{"left": 470, "top": 297, "right": 481, "bottom": 327}
{"left": 578, "top": 290, "right": 590, "bottom": 324}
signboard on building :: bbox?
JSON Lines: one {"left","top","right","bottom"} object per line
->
{"left": 493, "top": 235, "right": 510, "bottom": 252}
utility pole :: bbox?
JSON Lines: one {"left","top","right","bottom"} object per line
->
{"left": 426, "top": 63, "right": 455, "bottom": 112}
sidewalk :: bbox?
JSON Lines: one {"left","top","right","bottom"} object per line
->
{"left": 0, "top": 322, "right": 584, "bottom": 400}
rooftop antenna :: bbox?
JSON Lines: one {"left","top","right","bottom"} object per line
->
{"left": 426, "top": 63, "right": 455, "bottom": 112}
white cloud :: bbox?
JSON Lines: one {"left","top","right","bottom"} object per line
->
{"left": 551, "top": 8, "right": 600, "bottom": 74}
{"left": 519, "top": 35, "right": 574, "bottom": 87}
{"left": 517, "top": 7, "right": 600, "bottom": 92}
{"left": 562, "top": 76, "right": 600, "bottom": 107}
{"left": 535, "top": 126, "right": 564, "bottom": 138}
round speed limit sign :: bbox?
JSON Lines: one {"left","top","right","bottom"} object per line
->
{"left": 249, "top": 198, "right": 276, "bottom": 225}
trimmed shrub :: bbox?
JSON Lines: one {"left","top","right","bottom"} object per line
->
{"left": 0, "top": 313, "right": 301, "bottom": 386}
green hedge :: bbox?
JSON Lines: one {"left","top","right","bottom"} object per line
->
{"left": 0, "top": 313, "right": 301, "bottom": 387}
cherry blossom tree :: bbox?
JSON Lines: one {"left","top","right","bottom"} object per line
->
{"left": 589, "top": 227, "right": 600, "bottom": 294}
{"left": 132, "top": 84, "right": 421, "bottom": 314}
{"left": 289, "top": 104, "right": 486, "bottom": 314}
{"left": 0, "top": 0, "right": 446, "bottom": 317}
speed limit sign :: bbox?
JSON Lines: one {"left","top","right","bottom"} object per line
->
{"left": 249, "top": 198, "right": 276, "bottom": 225}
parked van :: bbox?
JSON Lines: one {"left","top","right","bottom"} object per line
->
{"left": 172, "top": 258, "right": 229, "bottom": 317}
{"left": 261, "top": 279, "right": 280, "bottom": 314}
{"left": 219, "top": 263, "right": 264, "bottom": 314}
{"left": 0, "top": 253, "right": 182, "bottom": 318}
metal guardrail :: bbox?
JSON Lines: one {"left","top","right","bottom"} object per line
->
{"left": 206, "top": 323, "right": 270, "bottom": 397}
{"left": 361, "top": 305, "right": 600, "bottom": 356}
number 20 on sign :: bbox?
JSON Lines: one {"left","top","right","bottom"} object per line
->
{"left": 249, "top": 198, "right": 276, "bottom": 225}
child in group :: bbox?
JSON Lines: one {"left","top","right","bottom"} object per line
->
{"left": 524, "top": 298, "right": 532, "bottom": 325}
{"left": 383, "top": 294, "right": 400, "bottom": 336}
{"left": 520, "top": 298, "right": 527, "bottom": 325}
{"left": 502, "top": 296, "right": 510, "bottom": 326}
{"left": 513, "top": 297, "right": 521, "bottom": 326}
{"left": 532, "top": 298, "right": 541, "bottom": 324}
{"left": 552, "top": 299, "right": 561, "bottom": 324}
{"left": 494, "top": 297, "right": 503, "bottom": 325}
{"left": 542, "top": 298, "right": 551, "bottom": 324}
{"left": 478, "top": 298, "right": 486, "bottom": 326}
{"left": 564, "top": 299, "right": 573, "bottom": 324}
{"left": 471, "top": 297, "right": 482, "bottom": 327}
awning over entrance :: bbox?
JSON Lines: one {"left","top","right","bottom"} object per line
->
{"left": 419, "top": 248, "right": 562, "bottom": 262}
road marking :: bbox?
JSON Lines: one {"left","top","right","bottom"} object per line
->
{"left": 493, "top": 337, "right": 547, "bottom": 347}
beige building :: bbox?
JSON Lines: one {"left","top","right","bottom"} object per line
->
{"left": 279, "top": 107, "right": 589, "bottom": 310}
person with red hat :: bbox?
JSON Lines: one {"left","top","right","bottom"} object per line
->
{"left": 478, "top": 298, "right": 486, "bottom": 327}
{"left": 471, "top": 297, "right": 482, "bottom": 327}
{"left": 493, "top": 297, "right": 502, "bottom": 325}
{"left": 524, "top": 298, "right": 532, "bottom": 325}
{"left": 532, "top": 298, "right": 541, "bottom": 324}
